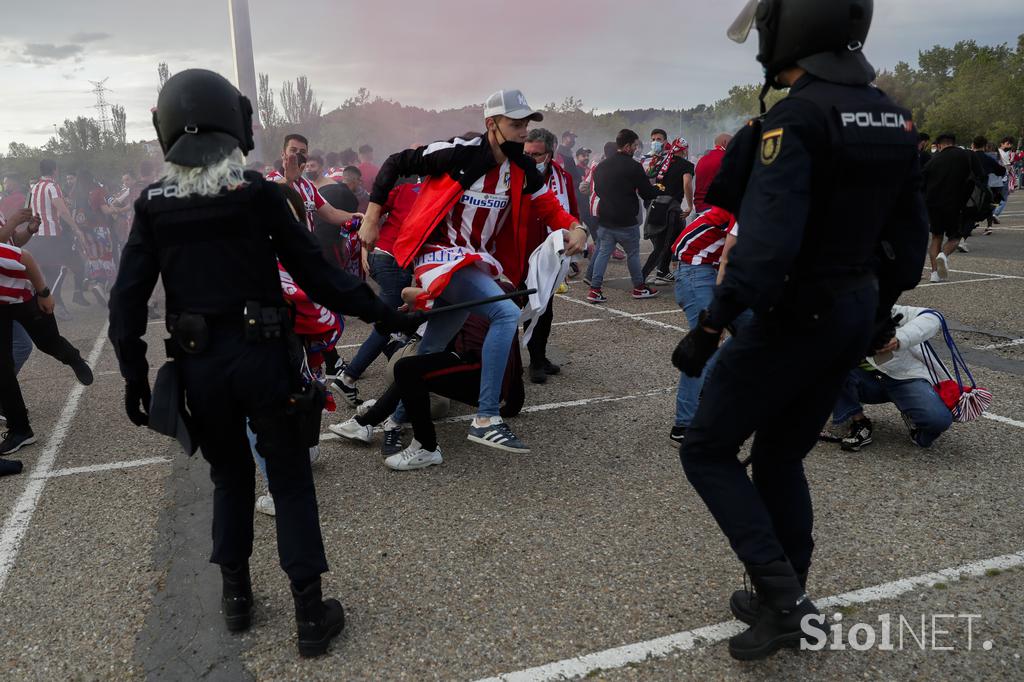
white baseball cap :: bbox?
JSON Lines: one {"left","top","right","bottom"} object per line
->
{"left": 483, "top": 89, "right": 544, "bottom": 122}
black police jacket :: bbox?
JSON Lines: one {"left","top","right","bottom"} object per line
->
{"left": 108, "top": 171, "right": 391, "bottom": 383}
{"left": 709, "top": 74, "right": 929, "bottom": 329}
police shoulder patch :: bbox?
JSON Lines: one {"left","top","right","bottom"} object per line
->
{"left": 760, "top": 128, "right": 784, "bottom": 165}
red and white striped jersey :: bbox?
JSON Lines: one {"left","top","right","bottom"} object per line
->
{"left": 265, "top": 170, "right": 325, "bottom": 231}
{"left": 29, "top": 176, "right": 63, "bottom": 237}
{"left": 327, "top": 167, "right": 345, "bottom": 181}
{"left": 673, "top": 206, "right": 736, "bottom": 267}
{"left": 413, "top": 160, "right": 514, "bottom": 300}
{"left": 0, "top": 241, "right": 33, "bottom": 304}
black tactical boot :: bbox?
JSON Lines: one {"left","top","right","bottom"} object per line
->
{"left": 292, "top": 577, "right": 346, "bottom": 657}
{"left": 728, "top": 559, "right": 819, "bottom": 660}
{"left": 220, "top": 563, "right": 253, "bottom": 632}
{"left": 729, "top": 568, "right": 808, "bottom": 626}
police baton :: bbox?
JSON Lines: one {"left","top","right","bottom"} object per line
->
{"left": 418, "top": 288, "right": 537, "bottom": 318}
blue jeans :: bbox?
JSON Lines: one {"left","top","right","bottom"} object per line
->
{"left": 12, "top": 322, "right": 32, "bottom": 374}
{"left": 585, "top": 227, "right": 604, "bottom": 281}
{"left": 589, "top": 224, "right": 643, "bottom": 289}
{"left": 394, "top": 266, "right": 519, "bottom": 419}
{"left": 832, "top": 367, "right": 953, "bottom": 447}
{"left": 993, "top": 184, "right": 1009, "bottom": 217}
{"left": 673, "top": 263, "right": 753, "bottom": 428}
{"left": 345, "top": 251, "right": 412, "bottom": 379}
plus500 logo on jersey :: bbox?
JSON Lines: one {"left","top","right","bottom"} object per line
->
{"left": 841, "top": 111, "right": 911, "bottom": 130}
{"left": 461, "top": 191, "right": 509, "bottom": 210}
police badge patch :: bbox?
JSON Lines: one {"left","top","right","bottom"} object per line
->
{"left": 760, "top": 128, "right": 783, "bottom": 165}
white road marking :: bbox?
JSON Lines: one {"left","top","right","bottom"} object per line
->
{"left": 0, "top": 322, "right": 109, "bottom": 598}
{"left": 982, "top": 412, "right": 1024, "bottom": 429}
{"left": 557, "top": 294, "right": 687, "bottom": 332}
{"left": 975, "top": 337, "right": 1024, "bottom": 350}
{"left": 946, "top": 268, "right": 1023, "bottom": 280}
{"left": 919, "top": 276, "right": 1008, "bottom": 288}
{"left": 34, "top": 457, "right": 171, "bottom": 480}
{"left": 474, "top": 549, "right": 1024, "bottom": 682}
{"left": 319, "top": 388, "right": 676, "bottom": 442}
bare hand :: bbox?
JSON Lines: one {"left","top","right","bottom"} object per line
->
{"left": 877, "top": 338, "right": 900, "bottom": 354}
{"left": 283, "top": 154, "right": 301, "bottom": 183}
{"left": 28, "top": 216, "right": 41, "bottom": 233}
{"left": 401, "top": 286, "right": 424, "bottom": 305}
{"left": 7, "top": 208, "right": 33, "bottom": 227}
{"left": 578, "top": 181, "right": 591, "bottom": 194}
{"left": 37, "top": 294, "right": 55, "bottom": 315}
{"left": 358, "top": 217, "right": 380, "bottom": 252}
{"left": 564, "top": 225, "right": 588, "bottom": 257}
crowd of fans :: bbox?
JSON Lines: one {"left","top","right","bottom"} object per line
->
{"left": 1, "top": 101, "right": 1021, "bottom": 485}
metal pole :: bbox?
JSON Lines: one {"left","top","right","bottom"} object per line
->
{"left": 228, "top": 0, "right": 262, "bottom": 162}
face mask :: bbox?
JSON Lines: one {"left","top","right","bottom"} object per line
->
{"left": 303, "top": 170, "right": 319, "bottom": 180}
{"left": 536, "top": 162, "right": 549, "bottom": 174}
{"left": 494, "top": 124, "right": 526, "bottom": 159}
{"left": 650, "top": 140, "right": 664, "bottom": 154}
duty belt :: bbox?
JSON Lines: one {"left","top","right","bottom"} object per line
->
{"left": 166, "top": 301, "right": 292, "bottom": 354}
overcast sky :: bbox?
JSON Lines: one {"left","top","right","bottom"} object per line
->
{"left": 1, "top": 0, "right": 1022, "bottom": 150}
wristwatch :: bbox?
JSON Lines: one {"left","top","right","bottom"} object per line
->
{"left": 37, "top": 287, "right": 51, "bottom": 298}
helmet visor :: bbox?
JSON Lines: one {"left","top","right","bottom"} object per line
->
{"left": 727, "top": 0, "right": 760, "bottom": 43}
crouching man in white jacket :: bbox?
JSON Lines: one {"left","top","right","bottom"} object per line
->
{"left": 828, "top": 305, "right": 953, "bottom": 451}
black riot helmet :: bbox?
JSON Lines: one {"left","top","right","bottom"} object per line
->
{"left": 153, "top": 69, "right": 255, "bottom": 167}
{"left": 728, "top": 0, "right": 875, "bottom": 88}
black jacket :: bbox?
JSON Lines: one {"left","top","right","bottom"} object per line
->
{"left": 922, "top": 146, "right": 986, "bottom": 213}
{"left": 108, "top": 172, "right": 390, "bottom": 382}
{"left": 709, "top": 75, "right": 929, "bottom": 328}
{"left": 592, "top": 152, "right": 662, "bottom": 228}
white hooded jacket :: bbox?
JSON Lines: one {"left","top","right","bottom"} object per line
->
{"left": 866, "top": 305, "right": 942, "bottom": 382}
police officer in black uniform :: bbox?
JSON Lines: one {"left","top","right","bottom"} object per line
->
{"left": 672, "top": 0, "right": 928, "bottom": 660}
{"left": 108, "top": 69, "right": 419, "bottom": 657}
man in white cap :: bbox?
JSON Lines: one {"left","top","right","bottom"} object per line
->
{"left": 358, "top": 89, "right": 588, "bottom": 458}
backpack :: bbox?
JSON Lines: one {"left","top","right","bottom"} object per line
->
{"left": 919, "top": 310, "right": 993, "bottom": 422}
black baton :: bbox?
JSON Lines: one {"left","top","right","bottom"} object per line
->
{"left": 418, "top": 288, "right": 537, "bottom": 318}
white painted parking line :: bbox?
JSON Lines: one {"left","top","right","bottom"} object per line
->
{"left": 0, "top": 323, "right": 109, "bottom": 598}
{"left": 474, "top": 549, "right": 1024, "bottom": 682}
{"left": 982, "top": 412, "right": 1024, "bottom": 429}
{"left": 975, "top": 338, "right": 1024, "bottom": 350}
{"left": 919, "top": 276, "right": 1009, "bottom": 288}
{"left": 319, "top": 388, "right": 676, "bottom": 442}
{"left": 34, "top": 457, "right": 172, "bottom": 480}
{"left": 557, "top": 294, "right": 687, "bottom": 333}
{"left": 947, "top": 268, "right": 1023, "bottom": 280}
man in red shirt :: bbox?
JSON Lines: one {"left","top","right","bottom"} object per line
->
{"left": 1, "top": 174, "right": 28, "bottom": 220}
{"left": 357, "top": 144, "right": 380, "bottom": 191}
{"left": 266, "top": 134, "right": 362, "bottom": 231}
{"left": 693, "top": 133, "right": 733, "bottom": 214}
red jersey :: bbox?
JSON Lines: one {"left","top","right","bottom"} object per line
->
{"left": 29, "top": 177, "right": 63, "bottom": 237}
{"left": 0, "top": 192, "right": 27, "bottom": 221}
{"left": 673, "top": 205, "right": 735, "bottom": 267}
{"left": 376, "top": 182, "right": 422, "bottom": 255}
{"left": 265, "top": 170, "right": 325, "bottom": 231}
{"left": 0, "top": 239, "right": 33, "bottom": 304}
{"left": 693, "top": 146, "right": 726, "bottom": 214}
{"left": 357, "top": 161, "right": 379, "bottom": 190}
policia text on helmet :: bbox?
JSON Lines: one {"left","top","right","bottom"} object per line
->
{"left": 728, "top": 0, "right": 876, "bottom": 111}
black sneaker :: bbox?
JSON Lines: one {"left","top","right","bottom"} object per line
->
{"left": 1, "top": 430, "right": 37, "bottom": 456}
{"left": 329, "top": 376, "right": 361, "bottom": 407}
{"left": 901, "top": 411, "right": 922, "bottom": 447}
{"left": 71, "top": 359, "right": 94, "bottom": 386}
{"left": 528, "top": 364, "right": 547, "bottom": 384}
{"left": 670, "top": 425, "right": 687, "bottom": 444}
{"left": 467, "top": 418, "right": 530, "bottom": 453}
{"left": 654, "top": 271, "right": 675, "bottom": 284}
{"left": 840, "top": 418, "right": 873, "bottom": 452}
{"left": 542, "top": 359, "right": 560, "bottom": 376}
{"left": 381, "top": 427, "right": 404, "bottom": 457}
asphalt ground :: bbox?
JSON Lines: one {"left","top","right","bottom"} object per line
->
{"left": 1, "top": 195, "right": 1023, "bottom": 680}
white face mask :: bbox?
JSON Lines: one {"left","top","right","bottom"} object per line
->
{"left": 536, "top": 161, "right": 549, "bottom": 174}
{"left": 650, "top": 140, "right": 664, "bottom": 154}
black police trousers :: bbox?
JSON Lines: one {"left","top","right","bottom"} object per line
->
{"left": 680, "top": 286, "right": 876, "bottom": 573}
{"left": 524, "top": 298, "right": 554, "bottom": 368}
{"left": 0, "top": 299, "right": 84, "bottom": 432}
{"left": 179, "top": 330, "right": 328, "bottom": 584}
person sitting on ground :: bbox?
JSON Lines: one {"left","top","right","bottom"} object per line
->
{"left": 329, "top": 285, "right": 525, "bottom": 470}
{"left": 824, "top": 304, "right": 953, "bottom": 451}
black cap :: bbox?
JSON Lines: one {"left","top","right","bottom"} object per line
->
{"left": 153, "top": 69, "right": 254, "bottom": 167}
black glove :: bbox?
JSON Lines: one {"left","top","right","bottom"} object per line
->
{"left": 869, "top": 313, "right": 903, "bottom": 355}
{"left": 374, "top": 308, "right": 427, "bottom": 337}
{"left": 125, "top": 378, "right": 152, "bottom": 427}
{"left": 672, "top": 310, "right": 722, "bottom": 377}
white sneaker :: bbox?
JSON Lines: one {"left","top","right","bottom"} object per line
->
{"left": 308, "top": 445, "right": 321, "bottom": 464}
{"left": 355, "top": 398, "right": 377, "bottom": 418}
{"left": 929, "top": 271, "right": 941, "bottom": 283}
{"left": 956, "top": 241, "right": 969, "bottom": 253}
{"left": 256, "top": 494, "right": 276, "bottom": 517}
{"left": 385, "top": 441, "right": 442, "bottom": 471}
{"left": 328, "top": 417, "right": 373, "bottom": 443}
{"left": 935, "top": 252, "right": 949, "bottom": 281}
